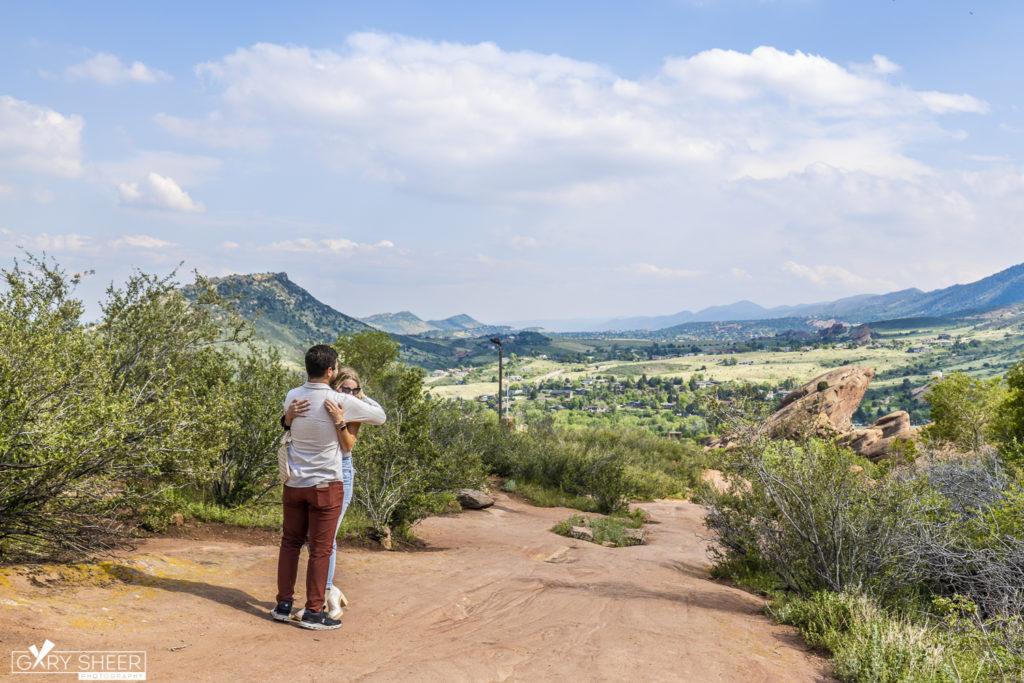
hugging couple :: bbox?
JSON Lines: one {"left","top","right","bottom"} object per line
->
{"left": 271, "top": 344, "right": 386, "bottom": 631}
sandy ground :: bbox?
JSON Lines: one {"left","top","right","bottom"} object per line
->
{"left": 0, "top": 495, "right": 832, "bottom": 682}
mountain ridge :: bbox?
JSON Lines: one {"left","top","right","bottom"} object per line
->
{"left": 505, "top": 262, "right": 1024, "bottom": 332}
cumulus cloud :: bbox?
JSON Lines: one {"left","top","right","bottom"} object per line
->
{"left": 66, "top": 53, "right": 171, "bottom": 85}
{"left": 0, "top": 95, "right": 83, "bottom": 177}
{"left": 619, "top": 263, "right": 702, "bottom": 279}
{"left": 163, "top": 35, "right": 986, "bottom": 203}
{"left": 112, "top": 234, "right": 177, "bottom": 248}
{"left": 118, "top": 172, "right": 204, "bottom": 212}
{"left": 662, "top": 46, "right": 985, "bottom": 115}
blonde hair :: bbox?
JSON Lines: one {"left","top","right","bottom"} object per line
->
{"left": 330, "top": 365, "right": 361, "bottom": 392}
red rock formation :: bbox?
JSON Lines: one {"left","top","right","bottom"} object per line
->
{"left": 837, "top": 411, "right": 915, "bottom": 461}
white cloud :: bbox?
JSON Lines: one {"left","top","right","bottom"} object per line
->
{"left": 870, "top": 55, "right": 900, "bottom": 75}
{"left": 620, "top": 263, "right": 702, "bottom": 280}
{"left": 112, "top": 234, "right": 177, "bottom": 248}
{"left": 118, "top": 172, "right": 204, "bottom": 212}
{"left": 663, "top": 46, "right": 985, "bottom": 115}
{"left": 66, "top": 53, "right": 171, "bottom": 85}
{"left": 166, "top": 36, "right": 988, "bottom": 204}
{"left": 508, "top": 235, "right": 539, "bottom": 248}
{"left": 268, "top": 237, "right": 395, "bottom": 253}
{"left": 783, "top": 260, "right": 870, "bottom": 288}
{"left": 731, "top": 268, "right": 752, "bottom": 280}
{"left": 0, "top": 96, "right": 83, "bottom": 177}
{"left": 32, "top": 233, "right": 94, "bottom": 251}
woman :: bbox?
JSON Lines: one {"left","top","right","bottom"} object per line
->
{"left": 321, "top": 367, "right": 371, "bottom": 619}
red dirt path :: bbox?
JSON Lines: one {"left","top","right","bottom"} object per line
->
{"left": 0, "top": 494, "right": 832, "bottom": 681}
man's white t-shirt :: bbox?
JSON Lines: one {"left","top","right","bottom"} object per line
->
{"left": 283, "top": 382, "right": 386, "bottom": 488}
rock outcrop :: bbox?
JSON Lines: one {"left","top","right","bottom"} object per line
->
{"left": 850, "top": 324, "right": 871, "bottom": 344}
{"left": 706, "top": 365, "right": 917, "bottom": 460}
{"left": 767, "top": 366, "right": 875, "bottom": 439}
{"left": 837, "top": 411, "right": 915, "bottom": 461}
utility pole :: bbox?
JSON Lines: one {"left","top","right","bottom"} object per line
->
{"left": 490, "top": 337, "right": 503, "bottom": 427}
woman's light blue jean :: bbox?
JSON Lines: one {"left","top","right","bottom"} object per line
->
{"left": 326, "top": 457, "right": 354, "bottom": 590}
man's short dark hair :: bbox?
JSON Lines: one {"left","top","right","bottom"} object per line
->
{"left": 305, "top": 344, "right": 338, "bottom": 378}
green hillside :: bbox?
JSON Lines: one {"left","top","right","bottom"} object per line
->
{"left": 362, "top": 310, "right": 437, "bottom": 335}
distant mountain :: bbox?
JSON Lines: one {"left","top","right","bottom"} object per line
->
{"left": 362, "top": 310, "right": 512, "bottom": 337}
{"left": 428, "top": 313, "right": 485, "bottom": 331}
{"left": 833, "top": 263, "right": 1024, "bottom": 321}
{"left": 362, "top": 311, "right": 437, "bottom": 335}
{"left": 510, "top": 261, "right": 1024, "bottom": 332}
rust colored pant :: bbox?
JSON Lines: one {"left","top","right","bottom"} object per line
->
{"left": 276, "top": 482, "right": 343, "bottom": 612}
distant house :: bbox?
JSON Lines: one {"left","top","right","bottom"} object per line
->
{"left": 666, "top": 431, "right": 683, "bottom": 439}
{"left": 547, "top": 389, "right": 574, "bottom": 398}
{"left": 908, "top": 345, "right": 931, "bottom": 354}
{"left": 934, "top": 340, "right": 954, "bottom": 347}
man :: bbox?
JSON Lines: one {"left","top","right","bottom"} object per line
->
{"left": 271, "top": 344, "right": 386, "bottom": 630}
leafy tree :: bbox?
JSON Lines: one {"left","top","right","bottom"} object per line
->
{"left": 210, "top": 347, "right": 295, "bottom": 505}
{"left": 334, "top": 330, "right": 484, "bottom": 538}
{"left": 925, "top": 372, "right": 1007, "bottom": 454}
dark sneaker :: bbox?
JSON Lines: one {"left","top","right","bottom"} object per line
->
{"left": 298, "top": 608, "right": 341, "bottom": 631}
{"left": 270, "top": 600, "right": 292, "bottom": 622}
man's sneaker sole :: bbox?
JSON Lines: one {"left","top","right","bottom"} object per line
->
{"left": 270, "top": 609, "right": 291, "bottom": 622}
{"left": 297, "top": 619, "right": 342, "bottom": 631}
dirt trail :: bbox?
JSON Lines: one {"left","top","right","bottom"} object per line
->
{"left": 0, "top": 495, "right": 831, "bottom": 681}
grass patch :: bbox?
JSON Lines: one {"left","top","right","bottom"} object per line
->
{"left": 768, "top": 591, "right": 1021, "bottom": 682}
{"left": 552, "top": 510, "right": 647, "bottom": 547}
{"left": 515, "top": 482, "right": 600, "bottom": 512}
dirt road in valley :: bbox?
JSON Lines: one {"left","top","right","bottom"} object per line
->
{"left": 0, "top": 495, "right": 832, "bottom": 681}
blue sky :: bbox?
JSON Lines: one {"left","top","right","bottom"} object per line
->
{"left": 3, "top": 1, "right": 1024, "bottom": 325}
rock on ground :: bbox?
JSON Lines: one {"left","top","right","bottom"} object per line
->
{"left": 456, "top": 488, "right": 494, "bottom": 509}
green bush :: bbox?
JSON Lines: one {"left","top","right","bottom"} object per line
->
{"left": 770, "top": 591, "right": 990, "bottom": 682}
{"left": 701, "top": 437, "right": 935, "bottom": 596}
